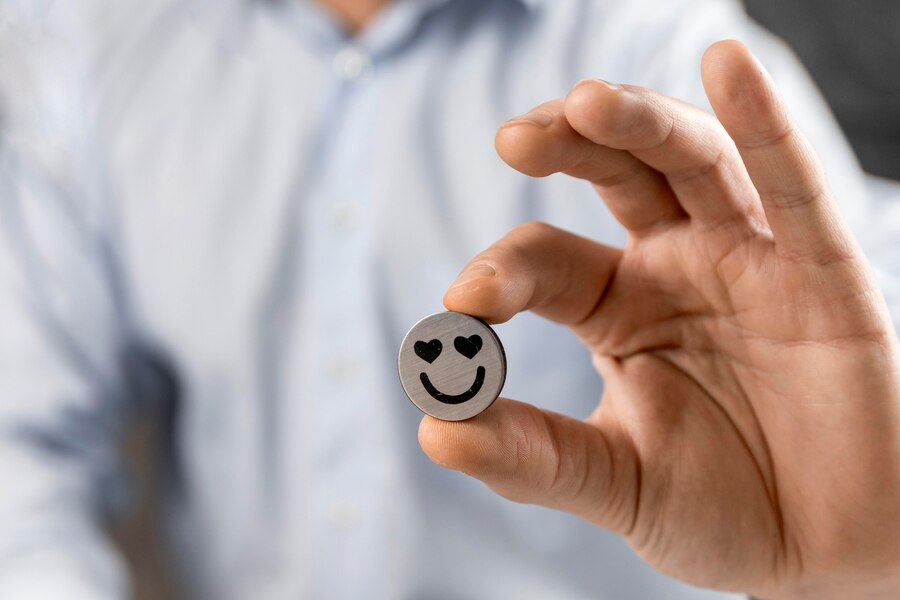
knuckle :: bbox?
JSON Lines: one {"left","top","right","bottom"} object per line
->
{"left": 764, "top": 186, "right": 827, "bottom": 211}
{"left": 513, "top": 220, "right": 560, "bottom": 239}
{"left": 543, "top": 418, "right": 591, "bottom": 500}
{"left": 498, "top": 221, "right": 560, "bottom": 262}
{"left": 551, "top": 439, "right": 590, "bottom": 501}
{"left": 589, "top": 156, "right": 645, "bottom": 189}
{"left": 737, "top": 124, "right": 794, "bottom": 151}
{"left": 495, "top": 125, "right": 557, "bottom": 177}
{"left": 511, "top": 408, "right": 560, "bottom": 491}
{"left": 643, "top": 110, "right": 678, "bottom": 152}
{"left": 566, "top": 83, "right": 636, "bottom": 141}
{"left": 667, "top": 146, "right": 730, "bottom": 186}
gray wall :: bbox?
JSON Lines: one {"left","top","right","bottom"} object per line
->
{"left": 745, "top": 0, "right": 900, "bottom": 180}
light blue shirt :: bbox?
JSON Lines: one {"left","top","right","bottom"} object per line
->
{"left": 1, "top": 0, "right": 897, "bottom": 599}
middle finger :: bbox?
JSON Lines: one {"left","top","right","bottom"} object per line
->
{"left": 564, "top": 80, "right": 764, "bottom": 231}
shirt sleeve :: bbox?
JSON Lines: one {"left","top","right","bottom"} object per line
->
{"left": 0, "top": 10, "right": 132, "bottom": 599}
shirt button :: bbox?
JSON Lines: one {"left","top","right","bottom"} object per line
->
{"left": 332, "top": 46, "right": 372, "bottom": 81}
{"left": 379, "top": 460, "right": 398, "bottom": 483}
{"left": 330, "top": 355, "right": 360, "bottom": 383}
{"left": 328, "top": 502, "right": 360, "bottom": 530}
{"left": 331, "top": 203, "right": 361, "bottom": 234}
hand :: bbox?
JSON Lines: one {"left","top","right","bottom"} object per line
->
{"left": 418, "top": 41, "right": 900, "bottom": 600}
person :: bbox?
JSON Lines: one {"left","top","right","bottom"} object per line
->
{"left": 0, "top": 1, "right": 897, "bottom": 599}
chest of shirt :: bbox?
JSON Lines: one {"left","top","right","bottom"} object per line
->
{"left": 101, "top": 3, "right": 624, "bottom": 374}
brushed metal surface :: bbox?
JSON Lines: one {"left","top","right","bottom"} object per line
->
{"left": 398, "top": 312, "right": 506, "bottom": 421}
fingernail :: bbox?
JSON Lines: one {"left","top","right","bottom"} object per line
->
{"left": 512, "top": 110, "right": 553, "bottom": 127}
{"left": 451, "top": 263, "right": 496, "bottom": 288}
{"left": 575, "top": 78, "right": 622, "bottom": 91}
{"left": 595, "top": 79, "right": 622, "bottom": 91}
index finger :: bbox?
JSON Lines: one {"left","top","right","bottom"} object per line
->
{"left": 443, "top": 221, "right": 621, "bottom": 328}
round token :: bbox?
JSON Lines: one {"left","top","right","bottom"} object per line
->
{"left": 398, "top": 311, "right": 506, "bottom": 421}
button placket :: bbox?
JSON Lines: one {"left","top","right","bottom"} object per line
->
{"left": 332, "top": 46, "right": 373, "bottom": 81}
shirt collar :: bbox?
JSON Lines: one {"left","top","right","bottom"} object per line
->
{"left": 514, "top": 0, "right": 545, "bottom": 11}
{"left": 189, "top": 0, "right": 546, "bottom": 54}
{"left": 422, "top": 0, "right": 544, "bottom": 12}
{"left": 287, "top": 0, "right": 545, "bottom": 14}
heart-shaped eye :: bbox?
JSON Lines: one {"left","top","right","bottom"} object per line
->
{"left": 414, "top": 339, "right": 442, "bottom": 364}
{"left": 454, "top": 335, "right": 483, "bottom": 359}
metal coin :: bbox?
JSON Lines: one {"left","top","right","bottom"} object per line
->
{"left": 398, "top": 311, "right": 506, "bottom": 421}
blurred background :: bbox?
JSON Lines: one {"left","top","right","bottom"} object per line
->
{"left": 106, "top": 1, "right": 900, "bottom": 599}
{"left": 745, "top": 0, "right": 900, "bottom": 181}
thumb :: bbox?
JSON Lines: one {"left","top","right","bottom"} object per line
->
{"left": 418, "top": 397, "right": 641, "bottom": 534}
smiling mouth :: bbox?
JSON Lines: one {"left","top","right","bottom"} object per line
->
{"left": 419, "top": 366, "right": 486, "bottom": 405}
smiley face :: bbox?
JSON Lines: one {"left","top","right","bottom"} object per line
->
{"left": 415, "top": 335, "right": 485, "bottom": 404}
{"left": 399, "top": 312, "right": 506, "bottom": 421}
